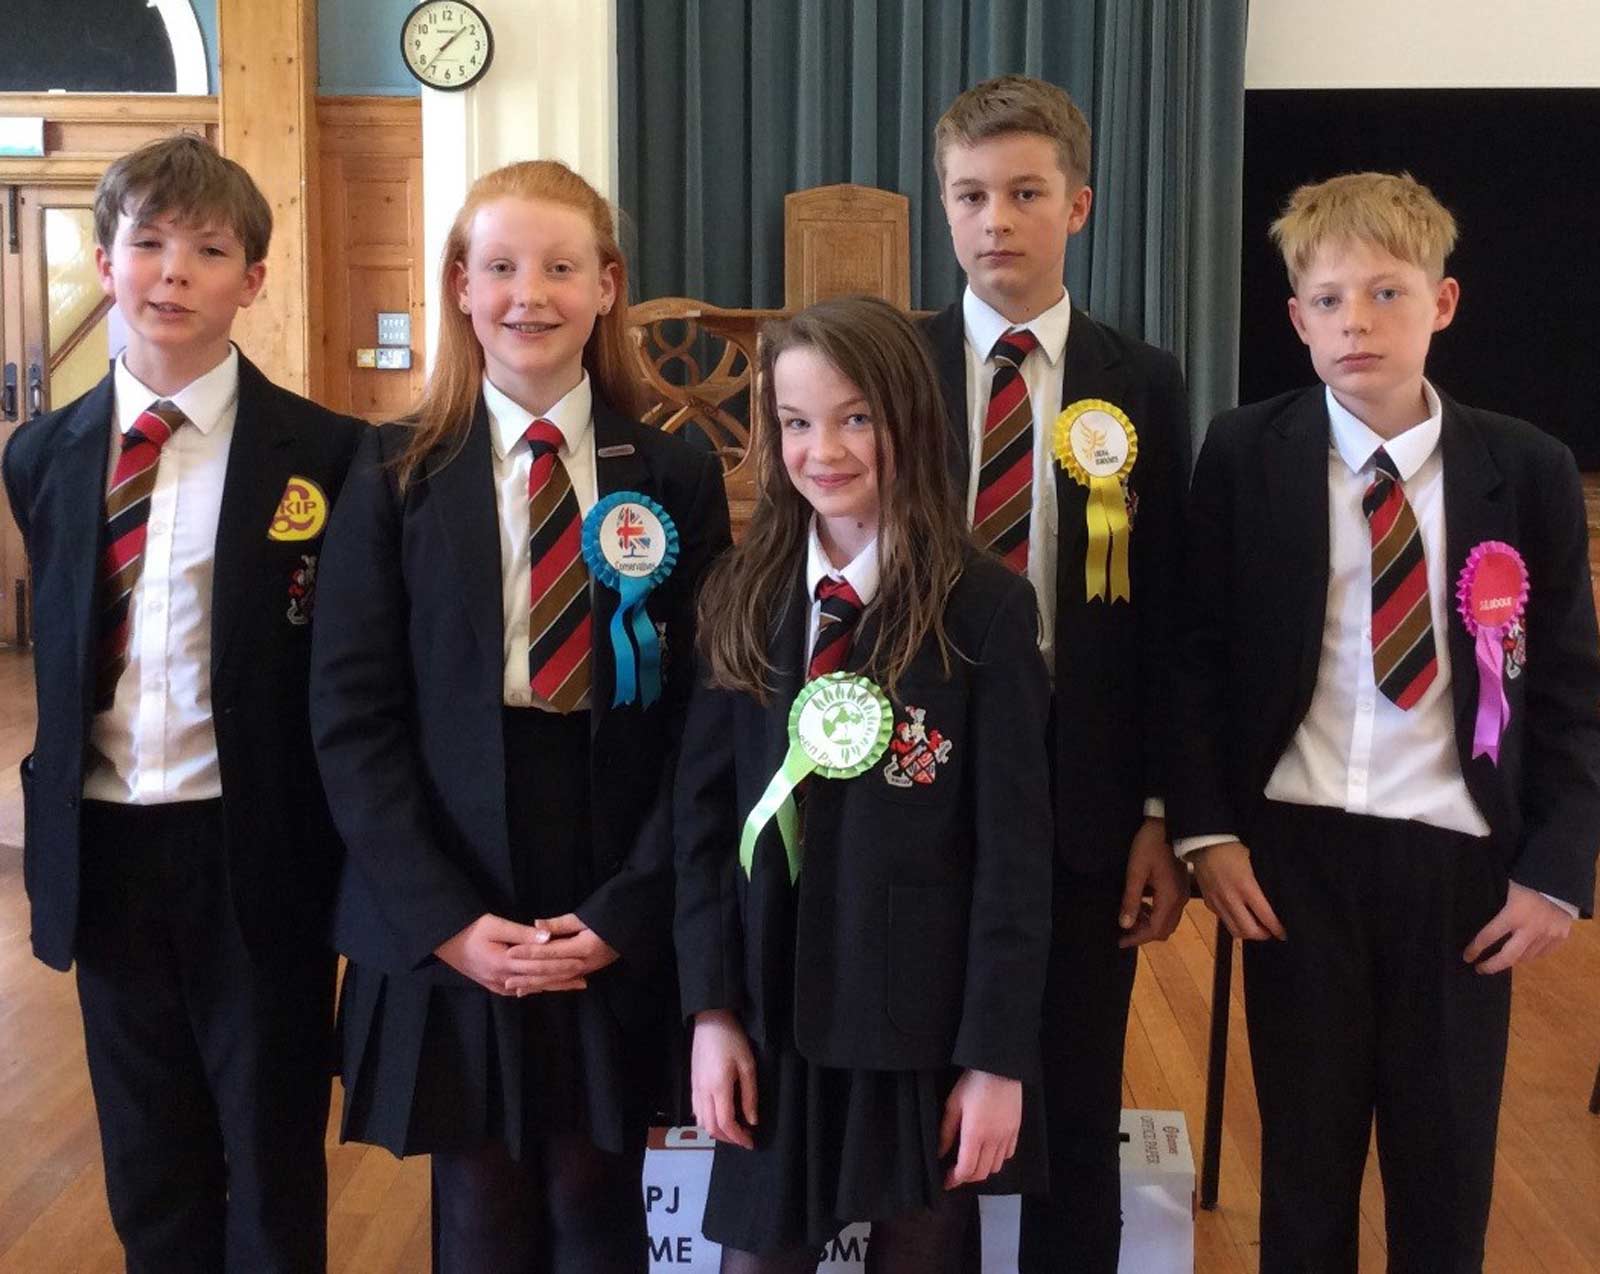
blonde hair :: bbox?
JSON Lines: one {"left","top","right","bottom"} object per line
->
{"left": 1270, "top": 171, "right": 1458, "bottom": 290}
{"left": 394, "top": 159, "right": 645, "bottom": 488}
{"left": 934, "top": 74, "right": 1092, "bottom": 187}
{"left": 94, "top": 133, "right": 272, "bottom": 265}
{"left": 696, "top": 297, "right": 969, "bottom": 701}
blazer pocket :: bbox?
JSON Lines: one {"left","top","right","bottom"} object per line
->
{"left": 886, "top": 883, "right": 966, "bottom": 1038}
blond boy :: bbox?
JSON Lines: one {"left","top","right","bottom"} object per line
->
{"left": 1172, "top": 172, "right": 1600, "bottom": 1269}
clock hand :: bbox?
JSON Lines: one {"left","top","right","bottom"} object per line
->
{"left": 433, "top": 24, "right": 469, "bottom": 59}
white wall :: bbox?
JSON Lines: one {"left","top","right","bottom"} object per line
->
{"left": 1246, "top": 0, "right": 1600, "bottom": 88}
{"left": 421, "top": 0, "right": 619, "bottom": 364}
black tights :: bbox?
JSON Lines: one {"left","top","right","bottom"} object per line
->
{"left": 432, "top": 1130, "right": 648, "bottom": 1273}
{"left": 718, "top": 1191, "right": 978, "bottom": 1274}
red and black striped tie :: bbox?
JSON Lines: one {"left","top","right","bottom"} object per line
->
{"left": 95, "top": 402, "right": 184, "bottom": 711}
{"left": 1363, "top": 447, "right": 1436, "bottom": 709}
{"left": 525, "top": 419, "right": 591, "bottom": 713}
{"left": 808, "top": 577, "right": 864, "bottom": 679}
{"left": 974, "top": 328, "right": 1039, "bottom": 573}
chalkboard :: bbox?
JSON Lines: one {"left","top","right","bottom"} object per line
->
{"left": 2, "top": 0, "right": 176, "bottom": 93}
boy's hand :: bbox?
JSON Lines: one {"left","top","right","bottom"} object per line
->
{"left": 1463, "top": 881, "right": 1573, "bottom": 974}
{"left": 503, "top": 913, "right": 619, "bottom": 995}
{"left": 1118, "top": 817, "right": 1187, "bottom": 948}
{"left": 434, "top": 913, "right": 586, "bottom": 996}
{"left": 939, "top": 1069, "right": 1021, "bottom": 1189}
{"left": 691, "top": 1010, "right": 758, "bottom": 1150}
{"left": 1192, "top": 841, "right": 1287, "bottom": 942}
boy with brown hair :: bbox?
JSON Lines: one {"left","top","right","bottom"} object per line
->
{"left": 1172, "top": 170, "right": 1600, "bottom": 1268}
{"left": 3, "top": 133, "right": 362, "bottom": 1271}
{"left": 921, "top": 73, "right": 1192, "bottom": 1271}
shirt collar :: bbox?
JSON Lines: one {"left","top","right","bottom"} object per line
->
{"left": 962, "top": 283, "right": 1073, "bottom": 367}
{"left": 484, "top": 373, "right": 593, "bottom": 462}
{"left": 1326, "top": 380, "right": 1443, "bottom": 482}
{"left": 805, "top": 516, "right": 880, "bottom": 606}
{"left": 114, "top": 344, "right": 239, "bottom": 437}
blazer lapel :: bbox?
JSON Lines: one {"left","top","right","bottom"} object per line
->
{"left": 589, "top": 405, "right": 653, "bottom": 724}
{"left": 1439, "top": 395, "right": 1510, "bottom": 788}
{"left": 765, "top": 564, "right": 809, "bottom": 776}
{"left": 425, "top": 395, "right": 506, "bottom": 672}
{"left": 1264, "top": 390, "right": 1333, "bottom": 704}
{"left": 1051, "top": 311, "right": 1120, "bottom": 617}
{"left": 926, "top": 305, "right": 972, "bottom": 493}
{"left": 60, "top": 375, "right": 117, "bottom": 688}
{"left": 212, "top": 357, "right": 295, "bottom": 677}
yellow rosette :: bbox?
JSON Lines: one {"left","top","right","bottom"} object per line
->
{"left": 1053, "top": 400, "right": 1138, "bottom": 602}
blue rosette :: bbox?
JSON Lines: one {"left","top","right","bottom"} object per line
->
{"left": 581, "top": 490, "right": 679, "bottom": 707}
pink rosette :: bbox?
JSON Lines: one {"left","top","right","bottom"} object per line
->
{"left": 1454, "top": 541, "right": 1529, "bottom": 764}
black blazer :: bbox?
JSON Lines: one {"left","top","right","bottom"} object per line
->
{"left": 2, "top": 355, "right": 365, "bottom": 971}
{"left": 309, "top": 397, "right": 731, "bottom": 1021}
{"left": 922, "top": 303, "right": 1191, "bottom": 876}
{"left": 1169, "top": 386, "right": 1600, "bottom": 914}
{"left": 674, "top": 548, "right": 1054, "bottom": 1083}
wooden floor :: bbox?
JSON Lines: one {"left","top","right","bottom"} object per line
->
{"left": 0, "top": 645, "right": 1596, "bottom": 1271}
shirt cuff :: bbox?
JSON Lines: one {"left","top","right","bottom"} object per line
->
{"left": 1173, "top": 833, "right": 1238, "bottom": 862}
{"left": 1142, "top": 797, "right": 1165, "bottom": 820}
{"left": 1537, "top": 890, "right": 1580, "bottom": 919}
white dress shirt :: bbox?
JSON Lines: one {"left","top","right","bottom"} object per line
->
{"left": 804, "top": 519, "right": 879, "bottom": 666}
{"left": 1176, "top": 383, "right": 1575, "bottom": 916}
{"left": 485, "top": 373, "right": 598, "bottom": 710}
{"left": 85, "top": 348, "right": 238, "bottom": 803}
{"left": 961, "top": 285, "right": 1071, "bottom": 668}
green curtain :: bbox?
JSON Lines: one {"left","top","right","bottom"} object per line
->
{"left": 616, "top": 0, "right": 1247, "bottom": 437}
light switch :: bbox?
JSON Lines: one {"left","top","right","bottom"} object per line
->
{"left": 377, "top": 312, "right": 411, "bottom": 346}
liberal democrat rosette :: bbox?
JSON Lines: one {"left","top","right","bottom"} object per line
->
{"left": 1455, "top": 540, "right": 1529, "bottom": 765}
{"left": 582, "top": 490, "right": 679, "bottom": 707}
{"left": 739, "top": 673, "right": 893, "bottom": 884}
{"left": 1053, "top": 399, "right": 1138, "bottom": 602}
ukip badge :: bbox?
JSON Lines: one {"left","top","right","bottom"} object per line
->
{"left": 269, "top": 475, "right": 328, "bottom": 541}
{"left": 286, "top": 553, "right": 318, "bottom": 625}
{"left": 882, "top": 706, "right": 952, "bottom": 788}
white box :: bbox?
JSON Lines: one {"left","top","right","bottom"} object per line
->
{"left": 642, "top": 1110, "right": 1194, "bottom": 1273}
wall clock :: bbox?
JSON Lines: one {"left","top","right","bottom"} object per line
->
{"left": 400, "top": 0, "right": 493, "bottom": 92}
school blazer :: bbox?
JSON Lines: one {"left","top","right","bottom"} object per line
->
{"left": 1169, "top": 386, "right": 1600, "bottom": 915}
{"left": 1, "top": 355, "right": 365, "bottom": 971}
{"left": 674, "top": 548, "right": 1054, "bottom": 1082}
{"left": 309, "top": 396, "right": 731, "bottom": 1021}
{"left": 921, "top": 303, "right": 1190, "bottom": 877}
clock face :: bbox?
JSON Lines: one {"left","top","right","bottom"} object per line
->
{"left": 401, "top": 0, "right": 493, "bottom": 91}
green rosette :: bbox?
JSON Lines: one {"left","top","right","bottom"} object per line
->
{"left": 738, "top": 673, "right": 893, "bottom": 883}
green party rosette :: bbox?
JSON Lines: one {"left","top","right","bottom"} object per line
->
{"left": 738, "top": 673, "right": 893, "bottom": 883}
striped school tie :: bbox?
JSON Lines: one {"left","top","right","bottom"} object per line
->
{"left": 525, "top": 419, "right": 591, "bottom": 713}
{"left": 974, "top": 328, "right": 1039, "bottom": 573}
{"left": 808, "top": 577, "right": 864, "bottom": 679}
{"left": 95, "top": 401, "right": 185, "bottom": 711}
{"left": 1363, "top": 447, "right": 1437, "bottom": 709}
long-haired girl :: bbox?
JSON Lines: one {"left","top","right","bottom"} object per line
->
{"left": 311, "top": 159, "right": 731, "bottom": 1272}
{"left": 675, "top": 295, "right": 1053, "bottom": 1273}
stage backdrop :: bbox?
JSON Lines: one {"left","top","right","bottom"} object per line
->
{"left": 617, "top": 0, "right": 1249, "bottom": 443}
{"left": 1240, "top": 88, "right": 1600, "bottom": 469}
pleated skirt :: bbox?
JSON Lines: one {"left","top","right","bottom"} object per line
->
{"left": 336, "top": 707, "right": 654, "bottom": 1160}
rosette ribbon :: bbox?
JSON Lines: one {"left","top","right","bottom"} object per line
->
{"left": 1455, "top": 540, "right": 1529, "bottom": 765}
{"left": 1053, "top": 400, "right": 1138, "bottom": 602}
{"left": 581, "top": 491, "right": 679, "bottom": 708}
{"left": 739, "top": 673, "right": 893, "bottom": 883}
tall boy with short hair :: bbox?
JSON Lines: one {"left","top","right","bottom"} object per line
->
{"left": 1172, "top": 171, "right": 1600, "bottom": 1268}
{"left": 3, "top": 134, "right": 363, "bottom": 1271}
{"left": 922, "top": 74, "right": 1192, "bottom": 1270}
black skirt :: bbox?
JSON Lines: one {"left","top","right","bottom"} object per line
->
{"left": 337, "top": 707, "right": 654, "bottom": 1159}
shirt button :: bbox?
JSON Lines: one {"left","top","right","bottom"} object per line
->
{"left": 509, "top": 691, "right": 529, "bottom": 706}
{"left": 149, "top": 520, "right": 167, "bottom": 535}
{"left": 147, "top": 600, "right": 164, "bottom": 615}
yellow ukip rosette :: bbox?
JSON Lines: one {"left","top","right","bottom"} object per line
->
{"left": 1053, "top": 399, "right": 1138, "bottom": 602}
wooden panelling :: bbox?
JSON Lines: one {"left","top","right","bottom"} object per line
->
{"left": 783, "top": 184, "right": 911, "bottom": 310}
{"left": 0, "top": 95, "right": 217, "bottom": 184}
{"left": 316, "top": 97, "right": 424, "bottom": 423}
{"left": 218, "top": 0, "right": 319, "bottom": 397}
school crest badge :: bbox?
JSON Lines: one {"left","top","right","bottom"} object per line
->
{"left": 882, "top": 706, "right": 952, "bottom": 788}
{"left": 1123, "top": 480, "right": 1139, "bottom": 529}
{"left": 1503, "top": 619, "right": 1527, "bottom": 680}
{"left": 287, "top": 554, "right": 318, "bottom": 625}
